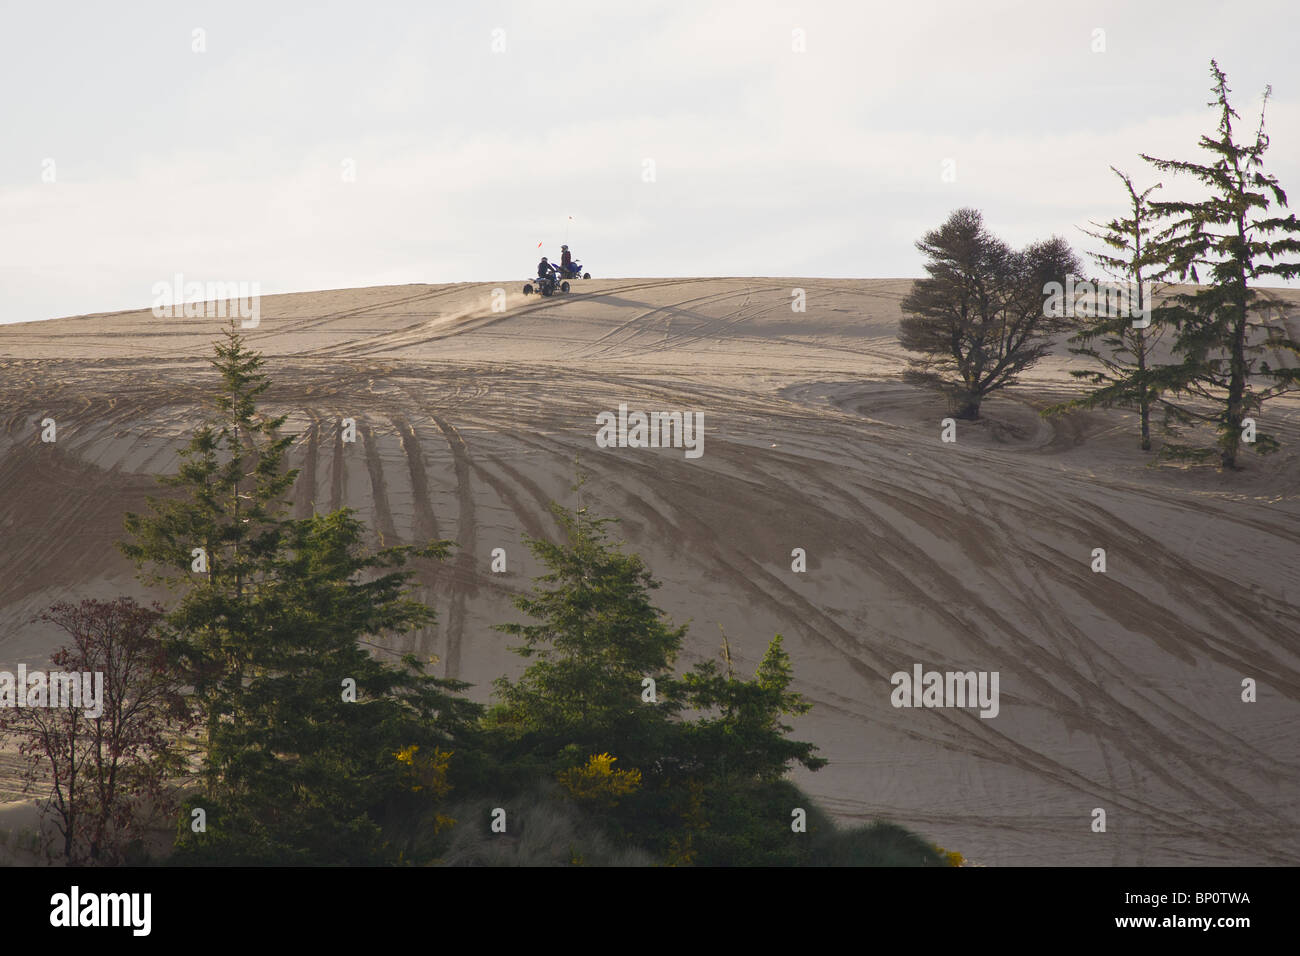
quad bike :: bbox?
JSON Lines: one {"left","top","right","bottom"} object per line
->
{"left": 559, "top": 260, "right": 591, "bottom": 280}
{"left": 522, "top": 272, "right": 570, "bottom": 297}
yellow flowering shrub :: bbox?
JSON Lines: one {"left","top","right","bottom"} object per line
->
{"left": 556, "top": 753, "right": 643, "bottom": 807}
{"left": 395, "top": 744, "right": 456, "bottom": 833}
{"left": 934, "top": 844, "right": 966, "bottom": 867}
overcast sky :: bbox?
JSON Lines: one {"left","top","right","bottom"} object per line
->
{"left": 2, "top": 0, "right": 1298, "bottom": 325}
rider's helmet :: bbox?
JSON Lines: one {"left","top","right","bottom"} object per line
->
{"left": 541, "top": 257, "right": 549, "bottom": 263}
{"left": 561, "top": 245, "right": 568, "bottom": 250}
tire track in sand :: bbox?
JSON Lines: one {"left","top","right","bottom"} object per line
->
{"left": 390, "top": 414, "right": 446, "bottom": 661}
{"left": 293, "top": 411, "right": 321, "bottom": 519}
{"left": 359, "top": 421, "right": 399, "bottom": 547}
{"left": 431, "top": 415, "right": 479, "bottom": 680}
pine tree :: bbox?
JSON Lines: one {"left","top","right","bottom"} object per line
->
{"left": 1140, "top": 60, "right": 1300, "bottom": 468}
{"left": 1044, "top": 168, "right": 1172, "bottom": 450}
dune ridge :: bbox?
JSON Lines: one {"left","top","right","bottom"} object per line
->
{"left": 2, "top": 277, "right": 1298, "bottom": 865}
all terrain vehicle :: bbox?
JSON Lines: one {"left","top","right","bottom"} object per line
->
{"left": 522, "top": 273, "right": 570, "bottom": 297}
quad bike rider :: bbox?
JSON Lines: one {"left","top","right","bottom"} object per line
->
{"left": 559, "top": 245, "right": 590, "bottom": 279}
{"left": 523, "top": 257, "right": 567, "bottom": 296}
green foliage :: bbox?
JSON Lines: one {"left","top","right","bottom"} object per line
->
{"left": 490, "top": 493, "right": 686, "bottom": 773}
{"left": 120, "top": 325, "right": 299, "bottom": 775}
{"left": 121, "top": 326, "right": 480, "bottom": 864}
{"left": 173, "top": 510, "right": 480, "bottom": 864}
{"left": 489, "top": 495, "right": 849, "bottom": 864}
{"left": 1139, "top": 60, "right": 1300, "bottom": 468}
{"left": 649, "top": 779, "right": 948, "bottom": 867}
{"left": 682, "top": 779, "right": 810, "bottom": 865}
{"left": 1046, "top": 167, "right": 1173, "bottom": 452}
{"left": 113, "top": 332, "right": 952, "bottom": 866}
{"left": 675, "top": 634, "right": 827, "bottom": 786}
{"left": 900, "top": 208, "right": 1081, "bottom": 419}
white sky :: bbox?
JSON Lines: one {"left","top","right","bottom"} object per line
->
{"left": 2, "top": 0, "right": 1298, "bottom": 324}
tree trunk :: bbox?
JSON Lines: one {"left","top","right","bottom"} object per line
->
{"left": 1222, "top": 270, "right": 1249, "bottom": 470}
{"left": 1137, "top": 334, "right": 1151, "bottom": 451}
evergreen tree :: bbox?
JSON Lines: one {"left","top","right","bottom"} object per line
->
{"left": 490, "top": 493, "right": 829, "bottom": 864}
{"left": 177, "top": 510, "right": 479, "bottom": 863}
{"left": 899, "top": 208, "right": 1081, "bottom": 419}
{"left": 120, "top": 324, "right": 297, "bottom": 778}
{"left": 666, "top": 635, "right": 827, "bottom": 865}
{"left": 1140, "top": 60, "right": 1300, "bottom": 468}
{"left": 120, "top": 325, "right": 478, "bottom": 863}
{"left": 490, "top": 495, "right": 686, "bottom": 773}
{"left": 677, "top": 634, "right": 826, "bottom": 785}
{"left": 1044, "top": 168, "right": 1172, "bottom": 450}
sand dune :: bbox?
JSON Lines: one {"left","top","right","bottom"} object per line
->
{"left": 2, "top": 277, "right": 1298, "bottom": 865}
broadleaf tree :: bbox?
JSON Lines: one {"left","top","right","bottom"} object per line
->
{"left": 0, "top": 598, "right": 191, "bottom": 865}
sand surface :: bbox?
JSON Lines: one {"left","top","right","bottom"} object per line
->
{"left": 2, "top": 277, "right": 1298, "bottom": 865}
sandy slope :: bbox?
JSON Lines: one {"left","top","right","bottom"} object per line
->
{"left": 2, "top": 277, "right": 1298, "bottom": 865}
